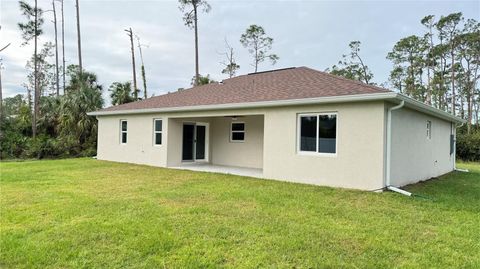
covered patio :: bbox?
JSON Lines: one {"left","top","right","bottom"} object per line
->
{"left": 171, "top": 162, "right": 264, "bottom": 178}
{"left": 166, "top": 114, "right": 265, "bottom": 175}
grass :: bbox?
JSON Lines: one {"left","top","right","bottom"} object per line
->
{"left": 1, "top": 159, "right": 479, "bottom": 268}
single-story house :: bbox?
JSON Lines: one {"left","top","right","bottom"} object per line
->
{"left": 88, "top": 67, "right": 464, "bottom": 191}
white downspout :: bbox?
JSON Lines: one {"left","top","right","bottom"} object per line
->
{"left": 386, "top": 101, "right": 405, "bottom": 189}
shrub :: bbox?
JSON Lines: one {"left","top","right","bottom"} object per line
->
{"left": 456, "top": 129, "right": 480, "bottom": 161}
{"left": 25, "top": 135, "right": 59, "bottom": 159}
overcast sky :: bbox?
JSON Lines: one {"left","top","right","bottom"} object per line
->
{"left": 1, "top": 0, "right": 479, "bottom": 105}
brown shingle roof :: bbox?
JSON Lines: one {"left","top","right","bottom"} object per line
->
{"left": 99, "top": 66, "right": 391, "bottom": 112}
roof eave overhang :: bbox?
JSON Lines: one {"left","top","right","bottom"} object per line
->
{"left": 87, "top": 92, "right": 397, "bottom": 116}
{"left": 389, "top": 93, "right": 465, "bottom": 123}
{"left": 87, "top": 92, "right": 465, "bottom": 123}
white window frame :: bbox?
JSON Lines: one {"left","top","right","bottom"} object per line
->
{"left": 153, "top": 119, "right": 163, "bottom": 146}
{"left": 426, "top": 120, "right": 432, "bottom": 140}
{"left": 120, "top": 119, "right": 127, "bottom": 145}
{"left": 230, "top": 121, "right": 245, "bottom": 143}
{"left": 297, "top": 112, "right": 338, "bottom": 157}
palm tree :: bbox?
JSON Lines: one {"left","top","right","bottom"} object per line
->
{"left": 60, "top": 70, "right": 103, "bottom": 148}
{"left": 108, "top": 82, "right": 134, "bottom": 105}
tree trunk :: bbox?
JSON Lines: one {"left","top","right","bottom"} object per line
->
{"left": 75, "top": 0, "right": 83, "bottom": 73}
{"left": 33, "top": 0, "right": 38, "bottom": 138}
{"left": 475, "top": 100, "right": 479, "bottom": 125}
{"left": 53, "top": 0, "right": 59, "bottom": 97}
{"left": 467, "top": 87, "right": 472, "bottom": 133}
{"left": 136, "top": 37, "right": 147, "bottom": 99}
{"left": 61, "top": 0, "right": 66, "bottom": 93}
{"left": 0, "top": 67, "right": 2, "bottom": 145}
{"left": 426, "top": 26, "right": 433, "bottom": 106}
{"left": 0, "top": 45, "right": 8, "bottom": 126}
{"left": 193, "top": 5, "right": 199, "bottom": 86}
{"left": 426, "top": 65, "right": 431, "bottom": 105}
{"left": 141, "top": 65, "right": 147, "bottom": 99}
{"left": 254, "top": 43, "right": 258, "bottom": 73}
{"left": 126, "top": 28, "right": 137, "bottom": 100}
{"left": 356, "top": 55, "right": 370, "bottom": 84}
{"left": 451, "top": 49, "right": 455, "bottom": 116}
{"left": 0, "top": 65, "right": 3, "bottom": 121}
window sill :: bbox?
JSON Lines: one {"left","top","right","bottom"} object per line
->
{"left": 297, "top": 151, "right": 337, "bottom": 158}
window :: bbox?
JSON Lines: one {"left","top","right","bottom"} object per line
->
{"left": 120, "top": 120, "right": 127, "bottom": 144}
{"left": 426, "top": 120, "right": 432, "bottom": 139}
{"left": 153, "top": 119, "right": 162, "bottom": 145}
{"left": 230, "top": 122, "right": 245, "bottom": 142}
{"left": 298, "top": 113, "right": 337, "bottom": 154}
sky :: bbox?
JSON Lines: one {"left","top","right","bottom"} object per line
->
{"left": 1, "top": 0, "right": 479, "bottom": 105}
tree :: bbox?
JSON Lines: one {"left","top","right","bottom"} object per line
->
{"left": 328, "top": 41, "right": 374, "bottom": 84}
{"left": 24, "top": 43, "right": 55, "bottom": 97}
{"left": 240, "top": 25, "right": 279, "bottom": 73}
{"left": 179, "top": 0, "right": 211, "bottom": 86}
{"left": 387, "top": 35, "right": 428, "bottom": 101}
{"left": 457, "top": 19, "right": 480, "bottom": 133}
{"left": 124, "top": 28, "right": 139, "bottom": 100}
{"left": 421, "top": 15, "right": 436, "bottom": 105}
{"left": 437, "top": 12, "right": 463, "bottom": 115}
{"left": 387, "top": 12, "right": 479, "bottom": 127}
{"left": 388, "top": 66, "right": 406, "bottom": 93}
{"left": 0, "top": 25, "right": 11, "bottom": 125}
{"left": 135, "top": 35, "right": 148, "bottom": 99}
{"left": 75, "top": 0, "right": 83, "bottom": 73}
{"left": 18, "top": 0, "right": 44, "bottom": 138}
{"left": 60, "top": 66, "right": 103, "bottom": 151}
{"left": 59, "top": 0, "right": 65, "bottom": 93}
{"left": 109, "top": 82, "right": 134, "bottom": 105}
{"left": 52, "top": 0, "right": 59, "bottom": 97}
{"left": 220, "top": 39, "right": 240, "bottom": 78}
{"left": 191, "top": 74, "right": 215, "bottom": 86}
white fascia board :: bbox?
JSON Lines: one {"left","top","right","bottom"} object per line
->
{"left": 394, "top": 94, "right": 465, "bottom": 123}
{"left": 87, "top": 92, "right": 397, "bottom": 116}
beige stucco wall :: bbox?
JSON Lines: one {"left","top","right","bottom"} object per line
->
{"left": 262, "top": 102, "right": 386, "bottom": 190}
{"left": 97, "top": 113, "right": 168, "bottom": 167}
{"left": 210, "top": 116, "right": 264, "bottom": 169}
{"left": 97, "top": 111, "right": 264, "bottom": 169}
{"left": 96, "top": 103, "right": 386, "bottom": 190}
{"left": 390, "top": 107, "right": 454, "bottom": 186}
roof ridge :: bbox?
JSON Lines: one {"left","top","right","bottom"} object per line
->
{"left": 247, "top": 67, "right": 296, "bottom": 75}
{"left": 300, "top": 66, "right": 391, "bottom": 93}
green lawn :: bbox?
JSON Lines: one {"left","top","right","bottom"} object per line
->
{"left": 1, "top": 159, "right": 479, "bottom": 268}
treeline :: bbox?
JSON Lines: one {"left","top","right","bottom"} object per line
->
{"left": 0, "top": 0, "right": 281, "bottom": 159}
{"left": 1, "top": 66, "right": 102, "bottom": 158}
{"left": 328, "top": 13, "right": 479, "bottom": 160}
{"left": 329, "top": 13, "right": 479, "bottom": 132}
{"left": 1, "top": 3, "right": 478, "bottom": 161}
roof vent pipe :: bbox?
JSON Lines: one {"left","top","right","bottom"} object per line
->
{"left": 386, "top": 100, "right": 405, "bottom": 188}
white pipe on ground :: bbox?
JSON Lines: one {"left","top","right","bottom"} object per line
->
{"left": 455, "top": 168, "right": 469, "bottom": 172}
{"left": 387, "top": 186, "right": 412, "bottom": 197}
{"left": 385, "top": 100, "right": 405, "bottom": 187}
